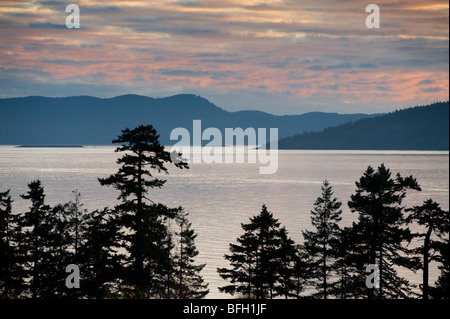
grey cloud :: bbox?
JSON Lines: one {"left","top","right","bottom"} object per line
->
{"left": 175, "top": 1, "right": 205, "bottom": 7}
{"left": 42, "top": 59, "right": 97, "bottom": 67}
{"left": 308, "top": 65, "right": 324, "bottom": 71}
{"left": 28, "top": 21, "right": 66, "bottom": 29}
{"left": 24, "top": 45, "right": 41, "bottom": 52}
{"left": 375, "top": 86, "right": 391, "bottom": 92}
{"left": 357, "top": 63, "right": 377, "bottom": 69}
{"left": 159, "top": 69, "right": 211, "bottom": 77}
{"left": 39, "top": 1, "right": 65, "bottom": 7}
{"left": 132, "top": 24, "right": 219, "bottom": 36}
{"left": 80, "top": 44, "right": 102, "bottom": 48}
{"left": 261, "top": 57, "right": 298, "bottom": 69}
{"left": 262, "top": 61, "right": 290, "bottom": 69}
{"left": 326, "top": 63, "right": 352, "bottom": 70}
{"left": 289, "top": 83, "right": 311, "bottom": 89}
{"left": 319, "top": 85, "right": 339, "bottom": 90}
{"left": 307, "top": 63, "right": 353, "bottom": 71}
{"left": 419, "top": 79, "right": 434, "bottom": 85}
{"left": 158, "top": 69, "right": 238, "bottom": 79}
{"left": 422, "top": 87, "right": 443, "bottom": 93}
{"left": 0, "top": 67, "right": 51, "bottom": 78}
{"left": 195, "top": 52, "right": 244, "bottom": 58}
{"left": 198, "top": 59, "right": 243, "bottom": 64}
{"left": 82, "top": 6, "right": 123, "bottom": 13}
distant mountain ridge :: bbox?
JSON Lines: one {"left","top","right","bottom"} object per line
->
{"left": 0, "top": 94, "right": 375, "bottom": 146}
{"left": 278, "top": 102, "right": 449, "bottom": 150}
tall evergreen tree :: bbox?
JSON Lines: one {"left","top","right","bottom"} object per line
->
{"left": 406, "top": 199, "right": 449, "bottom": 299}
{"left": 68, "top": 190, "right": 84, "bottom": 264}
{"left": 149, "top": 210, "right": 176, "bottom": 298}
{"left": 78, "top": 208, "right": 123, "bottom": 298}
{"left": 218, "top": 205, "right": 297, "bottom": 299}
{"left": 274, "top": 227, "right": 301, "bottom": 299}
{"left": 302, "top": 180, "right": 342, "bottom": 299}
{"left": 98, "top": 125, "right": 188, "bottom": 298}
{"left": 51, "top": 192, "right": 91, "bottom": 298}
{"left": 0, "top": 190, "right": 25, "bottom": 298}
{"left": 433, "top": 201, "right": 449, "bottom": 299}
{"left": 218, "top": 222, "right": 258, "bottom": 298}
{"left": 347, "top": 164, "right": 421, "bottom": 299}
{"left": 19, "top": 180, "right": 55, "bottom": 298}
{"left": 291, "top": 245, "right": 310, "bottom": 299}
{"left": 46, "top": 203, "right": 76, "bottom": 298}
{"left": 172, "top": 212, "right": 209, "bottom": 299}
{"left": 430, "top": 236, "right": 449, "bottom": 299}
{"left": 331, "top": 226, "right": 360, "bottom": 299}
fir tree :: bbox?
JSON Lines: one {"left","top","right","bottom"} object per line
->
{"left": 53, "top": 192, "right": 89, "bottom": 298}
{"left": 0, "top": 190, "right": 25, "bottom": 298}
{"left": 19, "top": 180, "right": 54, "bottom": 298}
{"left": 331, "top": 226, "right": 360, "bottom": 299}
{"left": 173, "top": 212, "right": 209, "bottom": 299}
{"left": 218, "top": 223, "right": 258, "bottom": 298}
{"left": 274, "top": 227, "right": 301, "bottom": 299}
{"left": 430, "top": 236, "right": 449, "bottom": 299}
{"left": 46, "top": 203, "right": 75, "bottom": 298}
{"left": 218, "top": 205, "right": 297, "bottom": 299}
{"left": 347, "top": 164, "right": 421, "bottom": 299}
{"left": 407, "top": 199, "right": 449, "bottom": 299}
{"left": 68, "top": 190, "right": 84, "bottom": 264}
{"left": 407, "top": 199, "right": 448, "bottom": 299}
{"left": 98, "top": 125, "right": 188, "bottom": 298}
{"left": 302, "top": 180, "right": 342, "bottom": 299}
{"left": 78, "top": 208, "right": 123, "bottom": 298}
{"left": 291, "top": 245, "right": 310, "bottom": 299}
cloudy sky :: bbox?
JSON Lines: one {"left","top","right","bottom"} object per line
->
{"left": 0, "top": 0, "right": 448, "bottom": 114}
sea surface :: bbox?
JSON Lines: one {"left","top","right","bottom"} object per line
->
{"left": 0, "top": 146, "right": 448, "bottom": 298}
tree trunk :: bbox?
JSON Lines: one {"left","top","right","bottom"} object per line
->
{"left": 323, "top": 241, "right": 327, "bottom": 299}
{"left": 423, "top": 226, "right": 432, "bottom": 300}
{"left": 135, "top": 150, "right": 144, "bottom": 295}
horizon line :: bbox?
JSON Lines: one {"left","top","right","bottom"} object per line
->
{"left": 1, "top": 93, "right": 448, "bottom": 117}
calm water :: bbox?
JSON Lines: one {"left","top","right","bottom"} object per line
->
{"left": 0, "top": 146, "right": 448, "bottom": 298}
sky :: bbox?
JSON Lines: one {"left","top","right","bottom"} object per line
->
{"left": 0, "top": 0, "right": 448, "bottom": 115}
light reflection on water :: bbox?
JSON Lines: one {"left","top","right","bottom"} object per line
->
{"left": 0, "top": 146, "right": 448, "bottom": 299}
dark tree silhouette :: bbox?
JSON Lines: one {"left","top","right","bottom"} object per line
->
{"left": 19, "top": 180, "right": 57, "bottom": 298}
{"left": 218, "top": 205, "right": 298, "bottom": 299}
{"left": 172, "top": 212, "right": 209, "bottom": 299}
{"left": 302, "top": 180, "right": 342, "bottom": 299}
{"left": 69, "top": 190, "right": 83, "bottom": 264}
{"left": 332, "top": 226, "right": 360, "bottom": 299}
{"left": 430, "top": 235, "right": 449, "bottom": 299}
{"left": 291, "top": 245, "right": 310, "bottom": 299}
{"left": 98, "top": 125, "right": 189, "bottom": 297}
{"left": 48, "top": 203, "right": 76, "bottom": 298}
{"left": 0, "top": 190, "right": 25, "bottom": 298}
{"left": 407, "top": 199, "right": 449, "bottom": 299}
{"left": 347, "top": 164, "right": 421, "bottom": 299}
{"left": 275, "top": 227, "right": 303, "bottom": 299}
{"left": 78, "top": 208, "right": 123, "bottom": 298}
